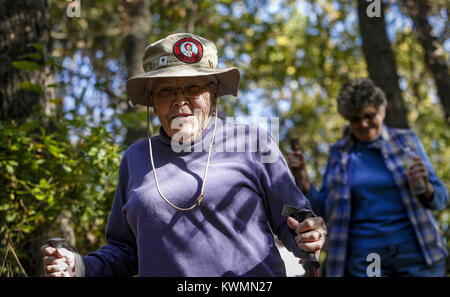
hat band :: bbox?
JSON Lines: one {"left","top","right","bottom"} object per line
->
{"left": 144, "top": 58, "right": 216, "bottom": 73}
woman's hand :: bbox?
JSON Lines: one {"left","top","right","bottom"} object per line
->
{"left": 287, "top": 216, "right": 327, "bottom": 262}
{"left": 286, "top": 150, "right": 311, "bottom": 193}
{"left": 286, "top": 150, "right": 304, "bottom": 168}
{"left": 406, "top": 156, "right": 434, "bottom": 200}
{"left": 41, "top": 244, "right": 76, "bottom": 277}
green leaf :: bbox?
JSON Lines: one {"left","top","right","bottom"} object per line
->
{"left": 18, "top": 53, "right": 43, "bottom": 60}
{"left": 19, "top": 120, "right": 39, "bottom": 133}
{"left": 12, "top": 60, "right": 41, "bottom": 71}
{"left": 118, "top": 113, "right": 140, "bottom": 129}
{"left": 88, "top": 147, "right": 99, "bottom": 156}
{"left": 39, "top": 178, "right": 47, "bottom": 188}
{"left": 6, "top": 212, "right": 18, "bottom": 222}
{"left": 48, "top": 98, "right": 63, "bottom": 105}
{"left": 47, "top": 54, "right": 63, "bottom": 68}
{"left": 47, "top": 144, "right": 61, "bottom": 157}
{"left": 19, "top": 82, "right": 43, "bottom": 94}
{"left": 22, "top": 225, "right": 33, "bottom": 234}
{"left": 5, "top": 164, "right": 14, "bottom": 174}
{"left": 27, "top": 42, "right": 44, "bottom": 51}
{"left": 34, "top": 193, "right": 46, "bottom": 201}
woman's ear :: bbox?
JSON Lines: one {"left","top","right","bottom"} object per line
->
{"left": 379, "top": 104, "right": 386, "bottom": 120}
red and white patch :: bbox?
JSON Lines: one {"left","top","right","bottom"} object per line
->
{"left": 173, "top": 37, "right": 203, "bottom": 63}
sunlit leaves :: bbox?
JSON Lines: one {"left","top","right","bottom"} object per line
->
{"left": 0, "top": 117, "right": 122, "bottom": 249}
{"left": 12, "top": 61, "right": 42, "bottom": 71}
{"left": 18, "top": 82, "right": 44, "bottom": 94}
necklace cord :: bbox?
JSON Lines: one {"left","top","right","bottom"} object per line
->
{"left": 146, "top": 95, "right": 218, "bottom": 211}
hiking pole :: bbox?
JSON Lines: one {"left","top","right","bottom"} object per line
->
{"left": 282, "top": 204, "right": 320, "bottom": 277}
{"left": 48, "top": 238, "right": 65, "bottom": 249}
{"left": 289, "top": 137, "right": 304, "bottom": 187}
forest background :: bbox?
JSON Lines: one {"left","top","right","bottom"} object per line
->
{"left": 1, "top": 0, "right": 449, "bottom": 276}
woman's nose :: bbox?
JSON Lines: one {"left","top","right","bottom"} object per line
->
{"left": 360, "top": 119, "right": 370, "bottom": 128}
{"left": 173, "top": 89, "right": 188, "bottom": 106}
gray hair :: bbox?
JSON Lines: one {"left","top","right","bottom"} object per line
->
{"left": 337, "top": 78, "right": 387, "bottom": 119}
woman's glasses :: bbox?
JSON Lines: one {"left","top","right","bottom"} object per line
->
{"left": 153, "top": 82, "right": 216, "bottom": 99}
{"left": 348, "top": 112, "right": 377, "bottom": 124}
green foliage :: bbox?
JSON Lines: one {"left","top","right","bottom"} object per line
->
{"left": 19, "top": 82, "right": 44, "bottom": 94}
{"left": 0, "top": 115, "right": 122, "bottom": 251}
{"left": 12, "top": 61, "right": 42, "bottom": 71}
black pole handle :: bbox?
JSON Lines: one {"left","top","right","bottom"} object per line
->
{"left": 48, "top": 237, "right": 65, "bottom": 249}
{"left": 282, "top": 204, "right": 320, "bottom": 277}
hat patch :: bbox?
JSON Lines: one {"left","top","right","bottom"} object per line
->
{"left": 173, "top": 37, "right": 203, "bottom": 63}
{"left": 159, "top": 56, "right": 168, "bottom": 66}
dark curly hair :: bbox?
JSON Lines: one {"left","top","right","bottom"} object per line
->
{"left": 337, "top": 78, "right": 387, "bottom": 119}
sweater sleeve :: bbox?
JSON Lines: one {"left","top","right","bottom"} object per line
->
{"left": 254, "top": 129, "right": 312, "bottom": 258}
{"left": 412, "top": 133, "right": 448, "bottom": 211}
{"left": 81, "top": 152, "right": 138, "bottom": 276}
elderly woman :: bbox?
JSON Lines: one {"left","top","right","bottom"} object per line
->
{"left": 40, "top": 33, "right": 326, "bottom": 277}
{"left": 288, "top": 78, "right": 448, "bottom": 277}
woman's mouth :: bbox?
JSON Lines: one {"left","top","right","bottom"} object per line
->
{"left": 171, "top": 114, "right": 194, "bottom": 124}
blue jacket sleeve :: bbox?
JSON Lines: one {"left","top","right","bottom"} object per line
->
{"left": 413, "top": 133, "right": 448, "bottom": 211}
{"left": 82, "top": 152, "right": 138, "bottom": 276}
{"left": 255, "top": 130, "right": 311, "bottom": 258}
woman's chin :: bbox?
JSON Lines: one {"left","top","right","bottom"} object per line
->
{"left": 175, "top": 128, "right": 200, "bottom": 143}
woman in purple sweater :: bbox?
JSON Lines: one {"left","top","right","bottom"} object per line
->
{"left": 41, "top": 33, "right": 327, "bottom": 277}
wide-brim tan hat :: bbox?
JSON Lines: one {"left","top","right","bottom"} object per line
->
{"left": 126, "top": 33, "right": 240, "bottom": 106}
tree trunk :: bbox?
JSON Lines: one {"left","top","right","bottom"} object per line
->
{"left": 356, "top": 0, "right": 409, "bottom": 129}
{"left": 399, "top": 0, "right": 450, "bottom": 125}
{"left": 123, "top": 0, "right": 151, "bottom": 147}
{"left": 0, "top": 0, "right": 55, "bottom": 122}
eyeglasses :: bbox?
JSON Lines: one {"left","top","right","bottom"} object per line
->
{"left": 153, "top": 82, "right": 216, "bottom": 99}
{"left": 348, "top": 112, "right": 377, "bottom": 124}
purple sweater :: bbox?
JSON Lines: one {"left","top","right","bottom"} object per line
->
{"left": 81, "top": 118, "right": 310, "bottom": 276}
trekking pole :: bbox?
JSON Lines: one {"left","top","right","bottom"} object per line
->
{"left": 48, "top": 238, "right": 65, "bottom": 249}
{"left": 282, "top": 204, "right": 320, "bottom": 277}
{"left": 289, "top": 137, "right": 304, "bottom": 187}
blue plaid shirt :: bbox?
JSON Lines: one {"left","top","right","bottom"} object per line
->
{"left": 306, "top": 125, "right": 448, "bottom": 277}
